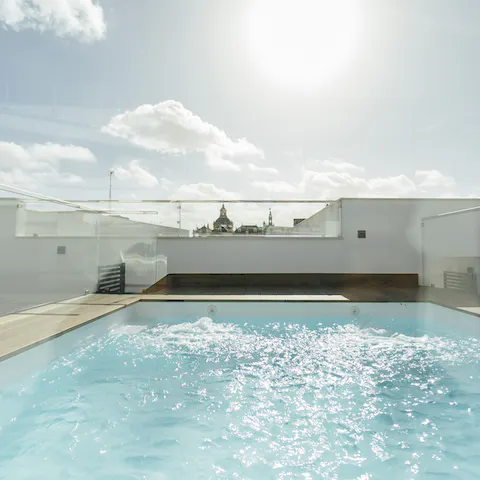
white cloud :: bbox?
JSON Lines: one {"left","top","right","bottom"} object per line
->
{"left": 248, "top": 163, "right": 279, "bottom": 175}
{"left": 0, "top": 141, "right": 92, "bottom": 191}
{"left": 252, "top": 180, "right": 297, "bottom": 193}
{"left": 300, "top": 170, "right": 417, "bottom": 198}
{"left": 415, "top": 170, "right": 456, "bottom": 189}
{"left": 0, "top": 0, "right": 106, "bottom": 42}
{"left": 33, "top": 168, "right": 84, "bottom": 186}
{"left": 204, "top": 146, "right": 241, "bottom": 172}
{"left": 321, "top": 158, "right": 365, "bottom": 172}
{"left": 114, "top": 160, "right": 160, "bottom": 189}
{"left": 101, "top": 100, "right": 264, "bottom": 171}
{"left": 0, "top": 141, "right": 96, "bottom": 170}
{"left": 28, "top": 143, "right": 96, "bottom": 164}
{"left": 252, "top": 167, "right": 420, "bottom": 198}
{"left": 0, "top": 167, "right": 83, "bottom": 190}
{"left": 0, "top": 169, "right": 37, "bottom": 190}
{"left": 295, "top": 162, "right": 457, "bottom": 198}
{"left": 171, "top": 183, "right": 238, "bottom": 200}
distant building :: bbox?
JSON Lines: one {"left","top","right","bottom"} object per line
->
{"left": 195, "top": 206, "right": 277, "bottom": 236}
{"left": 293, "top": 218, "right": 306, "bottom": 226}
{"left": 235, "top": 224, "right": 264, "bottom": 235}
{"left": 213, "top": 204, "right": 234, "bottom": 233}
{"left": 236, "top": 208, "right": 273, "bottom": 235}
{"left": 194, "top": 224, "right": 212, "bottom": 235}
{"left": 194, "top": 204, "right": 234, "bottom": 235}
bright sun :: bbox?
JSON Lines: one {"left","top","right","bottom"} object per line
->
{"left": 246, "top": 0, "right": 362, "bottom": 89}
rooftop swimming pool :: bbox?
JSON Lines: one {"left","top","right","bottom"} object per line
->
{"left": 0, "top": 302, "right": 479, "bottom": 479}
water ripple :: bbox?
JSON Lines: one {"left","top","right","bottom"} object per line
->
{"left": 0, "top": 317, "right": 479, "bottom": 479}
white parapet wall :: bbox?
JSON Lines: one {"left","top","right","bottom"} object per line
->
{"left": 0, "top": 200, "right": 179, "bottom": 312}
{"left": 340, "top": 198, "right": 480, "bottom": 283}
{"left": 155, "top": 235, "right": 411, "bottom": 274}
{"left": 156, "top": 198, "right": 480, "bottom": 278}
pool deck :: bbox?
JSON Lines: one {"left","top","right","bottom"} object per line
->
{"left": 1, "top": 288, "right": 480, "bottom": 362}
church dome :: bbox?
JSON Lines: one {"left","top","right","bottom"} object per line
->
{"left": 213, "top": 204, "right": 233, "bottom": 232}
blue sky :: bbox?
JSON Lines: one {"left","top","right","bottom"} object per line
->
{"left": 1, "top": 0, "right": 480, "bottom": 207}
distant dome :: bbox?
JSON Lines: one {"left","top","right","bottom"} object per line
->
{"left": 213, "top": 204, "right": 233, "bottom": 232}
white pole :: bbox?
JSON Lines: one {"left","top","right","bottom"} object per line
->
{"left": 177, "top": 203, "right": 182, "bottom": 235}
{"left": 109, "top": 169, "right": 114, "bottom": 211}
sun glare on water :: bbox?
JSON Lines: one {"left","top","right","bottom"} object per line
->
{"left": 246, "top": 0, "right": 362, "bottom": 90}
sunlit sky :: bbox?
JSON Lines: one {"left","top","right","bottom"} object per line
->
{"left": 1, "top": 0, "right": 480, "bottom": 209}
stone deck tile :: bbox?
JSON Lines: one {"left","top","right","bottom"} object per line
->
{"left": 13, "top": 303, "right": 126, "bottom": 316}
{"left": 0, "top": 305, "right": 124, "bottom": 361}
{"left": 58, "top": 294, "right": 138, "bottom": 305}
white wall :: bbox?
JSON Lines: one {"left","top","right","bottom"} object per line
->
{"left": 16, "top": 209, "right": 189, "bottom": 237}
{"left": 265, "top": 226, "right": 295, "bottom": 235}
{"left": 1, "top": 236, "right": 166, "bottom": 295}
{"left": 155, "top": 235, "right": 419, "bottom": 275}
{"left": 293, "top": 202, "right": 340, "bottom": 236}
{"left": 16, "top": 209, "right": 94, "bottom": 236}
{"left": 0, "top": 203, "right": 170, "bottom": 313}
{"left": 422, "top": 208, "right": 480, "bottom": 291}
{"left": 155, "top": 199, "right": 480, "bottom": 277}
{"left": 341, "top": 198, "right": 480, "bottom": 284}
{"left": 3, "top": 198, "right": 480, "bottom": 311}
{"left": 156, "top": 237, "right": 348, "bottom": 274}
{"left": 96, "top": 215, "right": 188, "bottom": 237}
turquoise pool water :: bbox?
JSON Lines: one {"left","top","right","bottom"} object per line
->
{"left": 0, "top": 305, "right": 479, "bottom": 479}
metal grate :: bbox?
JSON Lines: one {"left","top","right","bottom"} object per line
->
{"left": 443, "top": 271, "right": 477, "bottom": 294}
{"left": 97, "top": 263, "right": 126, "bottom": 294}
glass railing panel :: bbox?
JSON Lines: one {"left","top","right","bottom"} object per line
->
{"left": 84, "top": 200, "right": 341, "bottom": 238}
{"left": 0, "top": 191, "right": 344, "bottom": 315}
{"left": 0, "top": 194, "right": 103, "bottom": 315}
{"left": 422, "top": 207, "right": 480, "bottom": 296}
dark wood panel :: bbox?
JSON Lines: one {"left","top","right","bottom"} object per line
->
{"left": 144, "top": 273, "right": 419, "bottom": 293}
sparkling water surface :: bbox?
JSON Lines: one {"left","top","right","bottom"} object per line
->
{"left": 0, "top": 315, "right": 479, "bottom": 479}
